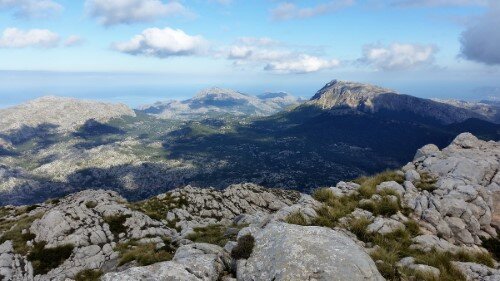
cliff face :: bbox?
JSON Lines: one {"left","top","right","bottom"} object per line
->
{"left": 308, "top": 80, "right": 490, "bottom": 124}
{"left": 0, "top": 133, "right": 499, "bottom": 281}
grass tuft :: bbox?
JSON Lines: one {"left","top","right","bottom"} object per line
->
{"left": 285, "top": 212, "right": 309, "bottom": 226}
{"left": 115, "top": 239, "right": 175, "bottom": 266}
{"left": 74, "top": 269, "right": 103, "bottom": 281}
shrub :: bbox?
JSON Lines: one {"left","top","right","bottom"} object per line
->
{"left": 482, "top": 237, "right": 500, "bottom": 260}
{"left": 25, "top": 205, "right": 40, "bottom": 212}
{"left": 85, "top": 201, "right": 98, "bottom": 209}
{"left": 453, "top": 250, "right": 495, "bottom": 268}
{"left": 75, "top": 269, "right": 103, "bottom": 281}
{"left": 231, "top": 234, "right": 255, "bottom": 260}
{"left": 116, "top": 241, "right": 174, "bottom": 266}
{"left": 104, "top": 214, "right": 131, "bottom": 237}
{"left": 285, "top": 212, "right": 309, "bottom": 226}
{"left": 28, "top": 242, "right": 74, "bottom": 275}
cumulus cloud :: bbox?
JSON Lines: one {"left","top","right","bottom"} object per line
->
{"left": 64, "top": 35, "right": 85, "bottom": 47}
{"left": 360, "top": 43, "right": 438, "bottom": 71}
{"left": 0, "top": 28, "right": 60, "bottom": 48}
{"left": 271, "top": 0, "right": 354, "bottom": 21}
{"left": 391, "top": 0, "right": 487, "bottom": 7}
{"left": 85, "top": 0, "right": 193, "bottom": 26}
{"left": 0, "top": 0, "right": 62, "bottom": 19}
{"left": 265, "top": 55, "right": 340, "bottom": 74}
{"left": 226, "top": 37, "right": 340, "bottom": 74}
{"left": 460, "top": 2, "right": 500, "bottom": 65}
{"left": 113, "top": 27, "right": 208, "bottom": 58}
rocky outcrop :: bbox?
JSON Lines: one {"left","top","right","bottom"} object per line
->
{"left": 164, "top": 183, "right": 308, "bottom": 236}
{"left": 307, "top": 80, "right": 490, "bottom": 124}
{"left": 0, "top": 241, "right": 33, "bottom": 281}
{"left": 453, "top": 262, "right": 500, "bottom": 281}
{"left": 236, "top": 222, "right": 384, "bottom": 281}
{"left": 402, "top": 133, "right": 499, "bottom": 245}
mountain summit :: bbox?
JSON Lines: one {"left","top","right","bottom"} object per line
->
{"left": 139, "top": 87, "right": 300, "bottom": 120}
{"left": 308, "top": 80, "right": 490, "bottom": 124}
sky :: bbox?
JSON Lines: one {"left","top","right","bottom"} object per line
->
{"left": 0, "top": 0, "right": 499, "bottom": 108}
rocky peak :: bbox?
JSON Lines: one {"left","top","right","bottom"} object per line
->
{"left": 307, "top": 79, "right": 489, "bottom": 124}
{"left": 193, "top": 87, "right": 252, "bottom": 101}
{"left": 309, "top": 80, "right": 398, "bottom": 111}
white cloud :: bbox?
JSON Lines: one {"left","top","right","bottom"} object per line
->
{"left": 85, "top": 0, "right": 193, "bottom": 26}
{"left": 360, "top": 43, "right": 438, "bottom": 71}
{"left": 64, "top": 35, "right": 85, "bottom": 47}
{"left": 271, "top": 0, "right": 354, "bottom": 21}
{"left": 265, "top": 55, "right": 340, "bottom": 74}
{"left": 0, "top": 28, "right": 60, "bottom": 48}
{"left": 113, "top": 27, "right": 208, "bottom": 58}
{"left": 226, "top": 37, "right": 340, "bottom": 74}
{"left": 391, "top": 0, "right": 487, "bottom": 7}
{"left": 0, "top": 0, "right": 62, "bottom": 19}
{"left": 460, "top": 2, "right": 500, "bottom": 65}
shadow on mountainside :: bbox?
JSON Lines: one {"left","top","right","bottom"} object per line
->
{"left": 0, "top": 123, "right": 61, "bottom": 152}
{"left": 163, "top": 105, "right": 500, "bottom": 192}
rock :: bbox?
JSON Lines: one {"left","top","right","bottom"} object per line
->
{"left": 237, "top": 222, "right": 384, "bottom": 281}
{"left": 376, "top": 181, "right": 405, "bottom": 197}
{"left": 366, "top": 217, "right": 405, "bottom": 235}
{"left": 414, "top": 144, "right": 440, "bottom": 160}
{"left": 405, "top": 169, "right": 421, "bottom": 182}
{"left": 410, "top": 235, "right": 458, "bottom": 253}
{"left": 452, "top": 262, "right": 500, "bottom": 281}
{"left": 28, "top": 189, "right": 176, "bottom": 280}
{"left": 101, "top": 243, "right": 229, "bottom": 281}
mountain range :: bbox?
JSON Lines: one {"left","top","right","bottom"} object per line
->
{"left": 138, "top": 87, "right": 301, "bottom": 120}
{"left": 0, "top": 80, "right": 498, "bottom": 205}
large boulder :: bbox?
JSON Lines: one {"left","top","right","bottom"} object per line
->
{"left": 237, "top": 222, "right": 384, "bottom": 281}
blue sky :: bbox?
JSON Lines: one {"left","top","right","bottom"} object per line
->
{"left": 0, "top": 0, "right": 499, "bottom": 108}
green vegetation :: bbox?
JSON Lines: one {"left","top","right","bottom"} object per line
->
{"left": 0, "top": 212, "right": 44, "bottom": 255}
{"left": 416, "top": 172, "right": 438, "bottom": 192}
{"left": 132, "top": 194, "right": 188, "bottom": 221}
{"left": 74, "top": 269, "right": 103, "bottom": 281}
{"left": 311, "top": 188, "right": 358, "bottom": 228}
{"left": 186, "top": 224, "right": 242, "bottom": 247}
{"left": 85, "top": 201, "right": 98, "bottom": 209}
{"left": 304, "top": 170, "right": 499, "bottom": 281}
{"left": 285, "top": 212, "right": 309, "bottom": 226}
{"left": 482, "top": 237, "right": 500, "bottom": 260}
{"left": 28, "top": 242, "right": 74, "bottom": 275}
{"left": 231, "top": 234, "right": 255, "bottom": 260}
{"left": 115, "top": 239, "right": 175, "bottom": 266}
{"left": 103, "top": 214, "right": 131, "bottom": 238}
{"left": 354, "top": 170, "right": 404, "bottom": 198}
{"left": 359, "top": 196, "right": 400, "bottom": 217}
